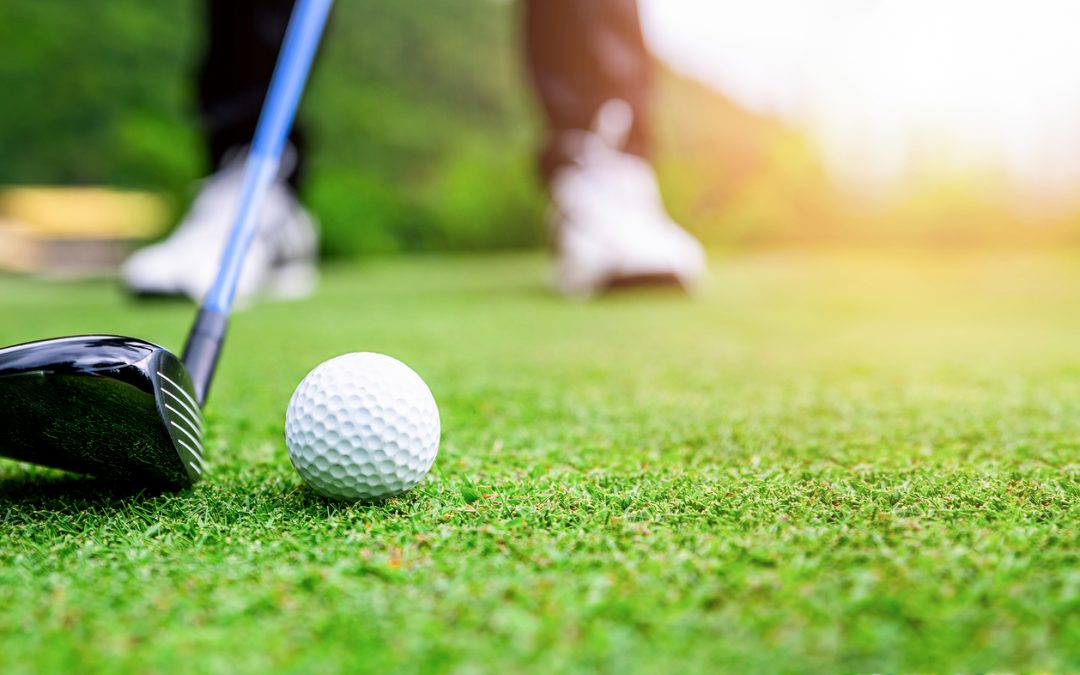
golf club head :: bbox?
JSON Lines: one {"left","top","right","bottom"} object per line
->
{"left": 0, "top": 335, "right": 203, "bottom": 489}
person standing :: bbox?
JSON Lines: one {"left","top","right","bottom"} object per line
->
{"left": 122, "top": 0, "right": 705, "bottom": 300}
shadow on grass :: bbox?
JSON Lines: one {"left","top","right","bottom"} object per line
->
{"left": 0, "top": 470, "right": 171, "bottom": 509}
{"left": 288, "top": 482, "right": 427, "bottom": 513}
{"left": 122, "top": 291, "right": 193, "bottom": 306}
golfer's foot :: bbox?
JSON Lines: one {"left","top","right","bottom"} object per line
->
{"left": 121, "top": 147, "right": 318, "bottom": 303}
{"left": 550, "top": 101, "right": 706, "bottom": 298}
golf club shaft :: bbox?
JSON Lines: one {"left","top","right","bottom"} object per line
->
{"left": 184, "top": 0, "right": 332, "bottom": 404}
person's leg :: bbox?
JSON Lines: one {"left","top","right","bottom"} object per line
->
{"left": 199, "top": 0, "right": 307, "bottom": 188}
{"left": 122, "top": 0, "right": 320, "bottom": 301}
{"left": 524, "top": 0, "right": 706, "bottom": 297}
{"left": 525, "top": 0, "right": 653, "bottom": 182}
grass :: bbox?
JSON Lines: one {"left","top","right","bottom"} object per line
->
{"left": 0, "top": 250, "right": 1078, "bottom": 673}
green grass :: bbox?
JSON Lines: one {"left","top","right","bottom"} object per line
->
{"left": 1, "top": 251, "right": 1078, "bottom": 673}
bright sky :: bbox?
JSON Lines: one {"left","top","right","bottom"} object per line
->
{"left": 641, "top": 0, "right": 1080, "bottom": 205}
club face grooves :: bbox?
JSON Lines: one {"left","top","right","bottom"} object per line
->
{"left": 153, "top": 352, "right": 205, "bottom": 484}
{"left": 0, "top": 336, "right": 202, "bottom": 489}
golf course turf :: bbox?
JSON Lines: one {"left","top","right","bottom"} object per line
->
{"left": 1, "top": 251, "right": 1077, "bottom": 672}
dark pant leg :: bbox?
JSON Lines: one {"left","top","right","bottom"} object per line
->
{"left": 199, "top": 0, "right": 306, "bottom": 189}
{"left": 525, "top": 0, "right": 653, "bottom": 182}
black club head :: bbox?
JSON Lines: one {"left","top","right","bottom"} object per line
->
{"left": 0, "top": 335, "right": 204, "bottom": 489}
{"left": 0, "top": 0, "right": 330, "bottom": 492}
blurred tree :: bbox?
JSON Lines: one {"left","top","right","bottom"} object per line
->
{"left": 3, "top": 2, "right": 1079, "bottom": 254}
{"left": 0, "top": 0, "right": 201, "bottom": 193}
{"left": 0, "top": 0, "right": 546, "bottom": 256}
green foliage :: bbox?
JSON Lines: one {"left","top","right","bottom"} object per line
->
{"left": 0, "top": 0, "right": 201, "bottom": 192}
{"left": 0, "top": 0, "right": 546, "bottom": 255}
{"left": 303, "top": 1, "right": 545, "bottom": 255}
{"left": 9, "top": 0, "right": 1076, "bottom": 254}
{"left": 1, "top": 252, "right": 1079, "bottom": 671}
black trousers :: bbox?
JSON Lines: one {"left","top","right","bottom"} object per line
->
{"left": 199, "top": 0, "right": 653, "bottom": 189}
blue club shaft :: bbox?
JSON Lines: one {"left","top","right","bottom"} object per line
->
{"left": 205, "top": 0, "right": 332, "bottom": 313}
{"left": 183, "top": 0, "right": 332, "bottom": 404}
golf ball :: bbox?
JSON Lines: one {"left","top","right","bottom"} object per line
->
{"left": 285, "top": 352, "right": 440, "bottom": 501}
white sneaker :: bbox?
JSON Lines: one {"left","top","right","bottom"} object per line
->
{"left": 550, "top": 100, "right": 706, "bottom": 297}
{"left": 122, "top": 147, "right": 318, "bottom": 303}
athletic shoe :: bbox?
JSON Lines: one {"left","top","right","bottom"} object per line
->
{"left": 121, "top": 147, "right": 318, "bottom": 302}
{"left": 550, "top": 101, "right": 706, "bottom": 297}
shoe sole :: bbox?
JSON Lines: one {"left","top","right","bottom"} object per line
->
{"left": 604, "top": 272, "right": 687, "bottom": 292}
{"left": 126, "top": 260, "right": 318, "bottom": 303}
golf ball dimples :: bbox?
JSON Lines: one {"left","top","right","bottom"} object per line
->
{"left": 285, "top": 353, "right": 440, "bottom": 500}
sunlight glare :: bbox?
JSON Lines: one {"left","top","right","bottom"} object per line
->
{"left": 642, "top": 0, "right": 1080, "bottom": 208}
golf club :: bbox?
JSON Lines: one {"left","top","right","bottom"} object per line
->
{"left": 0, "top": 0, "right": 333, "bottom": 489}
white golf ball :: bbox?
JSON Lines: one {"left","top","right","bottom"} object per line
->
{"left": 285, "top": 352, "right": 440, "bottom": 501}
